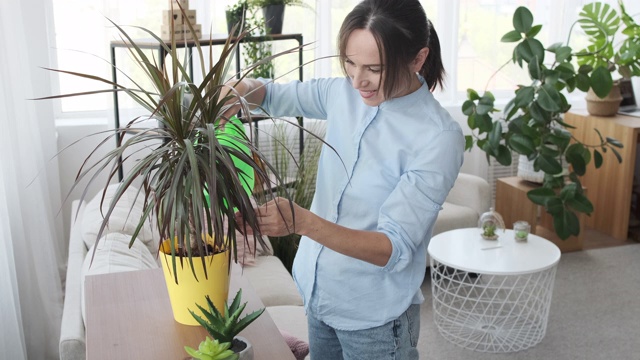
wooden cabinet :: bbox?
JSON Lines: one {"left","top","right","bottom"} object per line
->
{"left": 564, "top": 110, "right": 640, "bottom": 241}
{"left": 495, "top": 177, "right": 584, "bottom": 252}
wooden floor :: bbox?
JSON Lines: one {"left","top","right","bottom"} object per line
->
{"left": 582, "top": 227, "right": 638, "bottom": 250}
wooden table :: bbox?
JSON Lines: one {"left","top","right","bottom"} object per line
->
{"left": 564, "top": 110, "right": 640, "bottom": 241}
{"left": 495, "top": 176, "right": 585, "bottom": 252}
{"left": 85, "top": 265, "right": 295, "bottom": 360}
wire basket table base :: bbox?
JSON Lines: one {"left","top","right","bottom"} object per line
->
{"left": 430, "top": 261, "right": 557, "bottom": 353}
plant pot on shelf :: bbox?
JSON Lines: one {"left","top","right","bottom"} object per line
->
{"left": 160, "top": 238, "right": 230, "bottom": 326}
{"left": 585, "top": 82, "right": 623, "bottom": 117}
{"left": 226, "top": 8, "right": 247, "bottom": 35}
{"left": 262, "top": 4, "right": 285, "bottom": 34}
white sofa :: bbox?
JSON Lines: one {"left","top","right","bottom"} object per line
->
{"left": 59, "top": 173, "right": 489, "bottom": 360}
{"left": 433, "top": 172, "right": 491, "bottom": 237}
{"left": 58, "top": 185, "right": 308, "bottom": 360}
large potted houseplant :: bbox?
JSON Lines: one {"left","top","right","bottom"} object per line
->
{"left": 39, "top": 6, "right": 316, "bottom": 326}
{"left": 463, "top": 6, "right": 624, "bottom": 240}
{"left": 577, "top": 0, "right": 640, "bottom": 116}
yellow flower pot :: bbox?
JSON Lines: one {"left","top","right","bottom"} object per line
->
{"left": 160, "top": 239, "right": 230, "bottom": 326}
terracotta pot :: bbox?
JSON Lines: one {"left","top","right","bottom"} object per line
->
{"left": 585, "top": 82, "right": 623, "bottom": 117}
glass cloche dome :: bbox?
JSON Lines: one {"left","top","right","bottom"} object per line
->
{"left": 478, "top": 207, "right": 505, "bottom": 240}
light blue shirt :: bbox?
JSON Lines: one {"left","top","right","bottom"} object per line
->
{"left": 260, "top": 77, "right": 464, "bottom": 330}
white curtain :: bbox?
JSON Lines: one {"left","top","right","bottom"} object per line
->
{"left": 0, "top": 0, "right": 65, "bottom": 359}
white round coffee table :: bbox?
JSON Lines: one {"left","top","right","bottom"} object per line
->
{"left": 428, "top": 228, "right": 561, "bottom": 353}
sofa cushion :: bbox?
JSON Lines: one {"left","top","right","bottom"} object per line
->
{"left": 432, "top": 201, "right": 480, "bottom": 236}
{"left": 80, "top": 232, "right": 159, "bottom": 325}
{"left": 267, "top": 305, "right": 309, "bottom": 343}
{"left": 81, "top": 184, "right": 158, "bottom": 253}
{"left": 242, "top": 255, "right": 303, "bottom": 307}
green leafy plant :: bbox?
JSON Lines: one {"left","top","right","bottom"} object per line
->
{"left": 189, "top": 289, "right": 265, "bottom": 345}
{"left": 226, "top": 0, "right": 249, "bottom": 35}
{"left": 185, "top": 337, "right": 239, "bottom": 360}
{"left": 576, "top": 0, "right": 640, "bottom": 97}
{"left": 37, "top": 5, "right": 321, "bottom": 276}
{"left": 482, "top": 222, "right": 497, "bottom": 238}
{"left": 243, "top": 6, "right": 275, "bottom": 78}
{"left": 463, "top": 6, "right": 624, "bottom": 240}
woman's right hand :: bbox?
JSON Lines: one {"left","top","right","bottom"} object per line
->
{"left": 218, "top": 78, "right": 267, "bottom": 128}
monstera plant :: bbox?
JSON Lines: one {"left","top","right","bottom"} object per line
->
{"left": 576, "top": 1, "right": 640, "bottom": 115}
{"left": 577, "top": 0, "right": 640, "bottom": 97}
{"left": 463, "top": 6, "right": 624, "bottom": 240}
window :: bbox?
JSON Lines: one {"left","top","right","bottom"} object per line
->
{"left": 49, "top": 0, "right": 621, "bottom": 118}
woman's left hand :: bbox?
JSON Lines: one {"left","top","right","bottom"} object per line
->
{"left": 235, "top": 197, "right": 307, "bottom": 237}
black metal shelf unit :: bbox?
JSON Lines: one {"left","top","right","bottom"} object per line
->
{"left": 110, "top": 33, "right": 304, "bottom": 181}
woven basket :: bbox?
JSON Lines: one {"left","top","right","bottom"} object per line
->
{"left": 517, "top": 155, "right": 544, "bottom": 183}
{"left": 517, "top": 155, "right": 570, "bottom": 184}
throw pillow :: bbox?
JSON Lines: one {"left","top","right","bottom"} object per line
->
{"left": 81, "top": 184, "right": 158, "bottom": 252}
{"left": 280, "top": 330, "right": 309, "bottom": 360}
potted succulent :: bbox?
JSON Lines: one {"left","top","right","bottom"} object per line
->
{"left": 187, "top": 289, "right": 264, "bottom": 360}
{"left": 577, "top": 0, "right": 640, "bottom": 116}
{"left": 38, "top": 6, "right": 317, "bottom": 325}
{"left": 185, "top": 337, "right": 238, "bottom": 360}
{"left": 463, "top": 6, "right": 624, "bottom": 240}
{"left": 249, "top": 0, "right": 311, "bottom": 34}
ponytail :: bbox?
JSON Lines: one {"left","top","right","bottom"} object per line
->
{"left": 422, "top": 20, "right": 445, "bottom": 92}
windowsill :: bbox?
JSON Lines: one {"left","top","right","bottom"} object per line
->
{"left": 55, "top": 117, "right": 109, "bottom": 127}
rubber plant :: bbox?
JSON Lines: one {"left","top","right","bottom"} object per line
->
{"left": 462, "top": 6, "right": 624, "bottom": 240}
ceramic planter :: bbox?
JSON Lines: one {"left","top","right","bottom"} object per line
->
{"left": 585, "top": 82, "right": 623, "bottom": 117}
{"left": 160, "top": 239, "right": 230, "bottom": 326}
{"left": 233, "top": 336, "right": 254, "bottom": 360}
{"left": 262, "top": 4, "right": 285, "bottom": 34}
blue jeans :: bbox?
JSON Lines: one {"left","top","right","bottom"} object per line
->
{"left": 307, "top": 304, "right": 420, "bottom": 360}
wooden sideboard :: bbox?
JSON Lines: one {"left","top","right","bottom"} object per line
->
{"left": 564, "top": 110, "right": 640, "bottom": 241}
{"left": 496, "top": 176, "right": 585, "bottom": 252}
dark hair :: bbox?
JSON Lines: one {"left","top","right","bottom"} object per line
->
{"left": 337, "top": 0, "right": 445, "bottom": 95}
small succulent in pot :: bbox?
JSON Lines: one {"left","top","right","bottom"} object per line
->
{"left": 185, "top": 336, "right": 239, "bottom": 360}
{"left": 188, "top": 289, "right": 264, "bottom": 356}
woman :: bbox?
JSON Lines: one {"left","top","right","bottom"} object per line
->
{"left": 232, "top": 0, "right": 464, "bottom": 358}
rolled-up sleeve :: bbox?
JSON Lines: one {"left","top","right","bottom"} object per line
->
{"left": 379, "top": 128, "right": 464, "bottom": 273}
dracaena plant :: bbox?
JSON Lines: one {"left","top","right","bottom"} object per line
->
{"left": 463, "top": 6, "right": 624, "bottom": 240}
{"left": 576, "top": 0, "right": 640, "bottom": 97}
{"left": 39, "top": 6, "right": 317, "bottom": 277}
